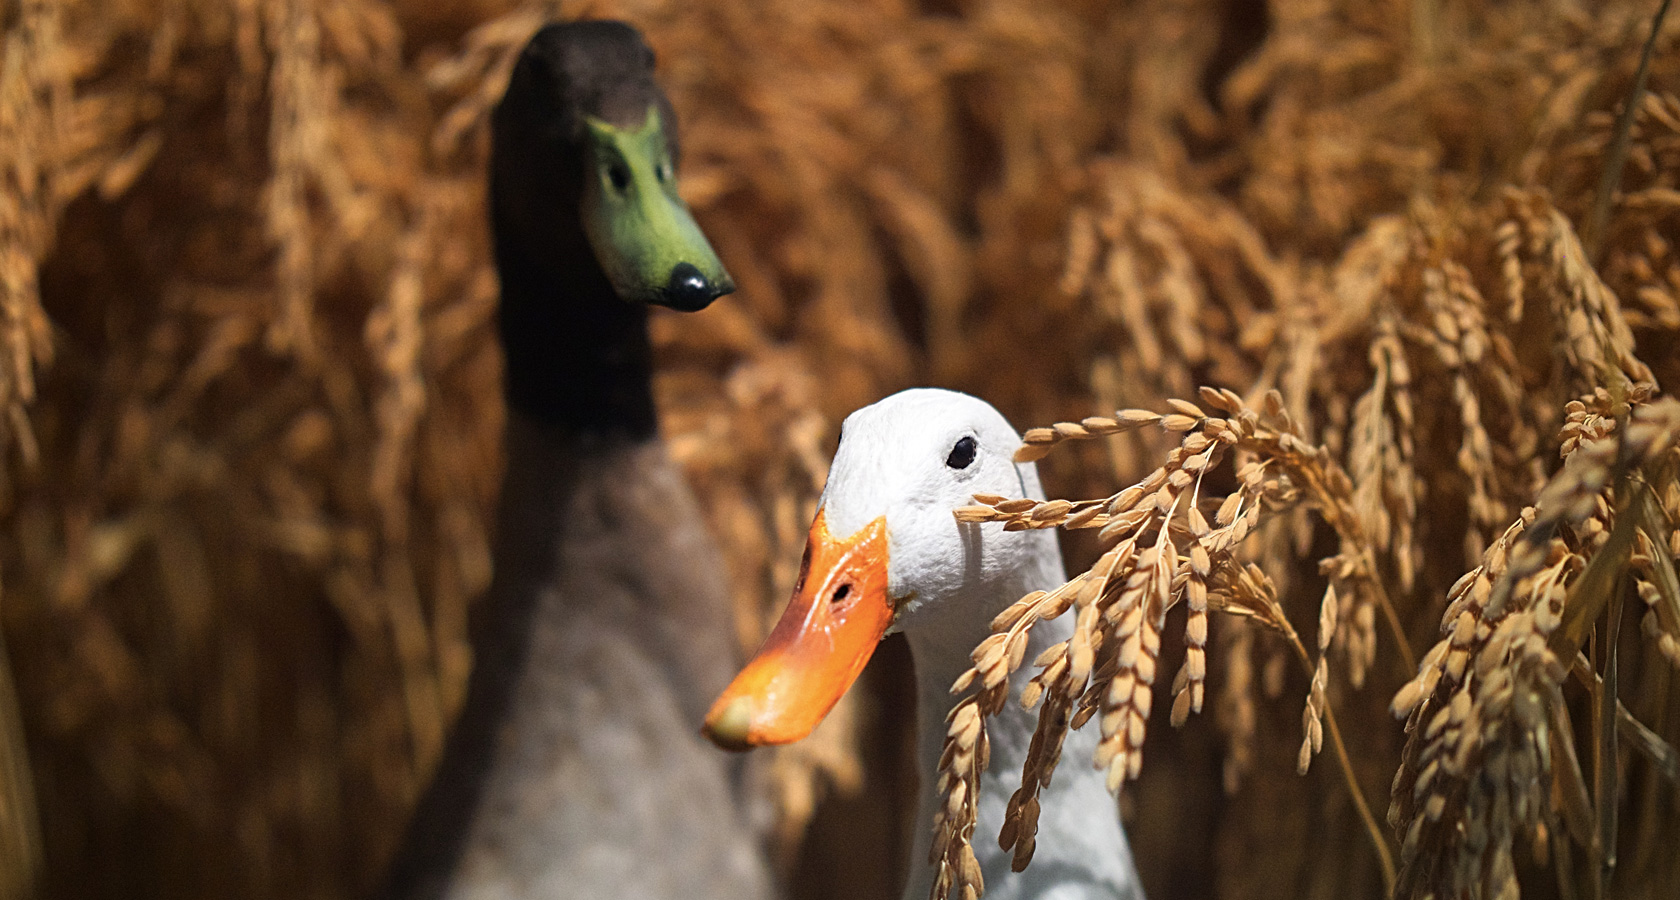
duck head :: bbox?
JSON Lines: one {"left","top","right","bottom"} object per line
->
{"left": 704, "top": 389, "right": 1057, "bottom": 750}
{"left": 491, "top": 21, "right": 733, "bottom": 312}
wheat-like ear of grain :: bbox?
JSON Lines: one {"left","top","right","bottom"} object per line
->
{"left": 1388, "top": 385, "right": 1678, "bottom": 900}
{"left": 938, "top": 389, "right": 1405, "bottom": 898}
{"left": 939, "top": 375, "right": 1678, "bottom": 900}
{"left": 0, "top": 1, "right": 73, "bottom": 894}
{"left": 7, "top": 2, "right": 1680, "bottom": 899}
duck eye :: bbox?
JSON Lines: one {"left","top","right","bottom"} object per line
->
{"left": 945, "top": 435, "right": 977, "bottom": 469}
{"left": 605, "top": 161, "right": 631, "bottom": 193}
{"left": 656, "top": 158, "right": 673, "bottom": 184}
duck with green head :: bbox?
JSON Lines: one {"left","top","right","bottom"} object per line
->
{"left": 382, "top": 21, "right": 771, "bottom": 900}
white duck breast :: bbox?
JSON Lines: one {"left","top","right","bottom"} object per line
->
{"left": 705, "top": 388, "right": 1144, "bottom": 900}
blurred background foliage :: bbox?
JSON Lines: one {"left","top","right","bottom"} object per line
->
{"left": 0, "top": 0, "right": 1677, "bottom": 898}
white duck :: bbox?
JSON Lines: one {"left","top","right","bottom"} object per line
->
{"left": 704, "top": 388, "right": 1144, "bottom": 900}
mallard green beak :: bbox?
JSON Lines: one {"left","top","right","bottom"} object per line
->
{"left": 579, "top": 107, "right": 734, "bottom": 311}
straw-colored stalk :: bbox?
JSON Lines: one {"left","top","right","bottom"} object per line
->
{"left": 933, "top": 388, "right": 1409, "bottom": 899}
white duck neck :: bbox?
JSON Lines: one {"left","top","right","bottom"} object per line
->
{"left": 900, "top": 530, "right": 1143, "bottom": 900}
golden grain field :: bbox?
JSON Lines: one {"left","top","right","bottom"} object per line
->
{"left": 1, "top": 1, "right": 1677, "bottom": 899}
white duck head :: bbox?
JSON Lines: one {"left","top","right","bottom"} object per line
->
{"left": 704, "top": 388, "right": 1060, "bottom": 749}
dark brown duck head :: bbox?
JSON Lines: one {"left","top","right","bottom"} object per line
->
{"left": 490, "top": 21, "right": 733, "bottom": 433}
{"left": 492, "top": 21, "right": 732, "bottom": 311}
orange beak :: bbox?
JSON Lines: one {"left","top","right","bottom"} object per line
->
{"left": 703, "top": 509, "right": 893, "bottom": 750}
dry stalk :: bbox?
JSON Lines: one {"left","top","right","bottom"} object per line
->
{"left": 1504, "top": 189, "right": 1656, "bottom": 390}
{"left": 1208, "top": 562, "right": 1396, "bottom": 890}
{"left": 1585, "top": 0, "right": 1674, "bottom": 258}
{"left": 1389, "top": 384, "right": 1680, "bottom": 900}
{"left": 0, "top": 2, "right": 70, "bottom": 895}
{"left": 1348, "top": 316, "right": 1418, "bottom": 597}
{"left": 1415, "top": 262, "right": 1508, "bottom": 560}
{"left": 6, "top": 2, "right": 1680, "bottom": 899}
{"left": 938, "top": 387, "right": 1404, "bottom": 899}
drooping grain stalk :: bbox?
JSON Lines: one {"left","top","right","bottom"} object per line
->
{"left": 5, "top": 2, "right": 1680, "bottom": 899}
{"left": 0, "top": 1, "right": 67, "bottom": 895}
{"left": 936, "top": 388, "right": 1406, "bottom": 898}
{"left": 1586, "top": 0, "right": 1674, "bottom": 259}
{"left": 1389, "top": 387, "right": 1680, "bottom": 900}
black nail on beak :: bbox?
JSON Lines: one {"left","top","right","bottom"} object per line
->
{"left": 661, "top": 262, "right": 724, "bottom": 311}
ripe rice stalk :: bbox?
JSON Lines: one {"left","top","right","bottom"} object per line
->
{"left": 2, "top": 1, "right": 1680, "bottom": 900}
{"left": 1389, "top": 386, "right": 1680, "bottom": 900}
{"left": 0, "top": 0, "right": 75, "bottom": 895}
{"left": 0, "top": 621, "right": 38, "bottom": 900}
{"left": 0, "top": 0, "right": 1148, "bottom": 894}
{"left": 939, "top": 380, "right": 1679, "bottom": 900}
{"left": 935, "top": 3, "right": 1680, "bottom": 882}
{"left": 943, "top": 388, "right": 1406, "bottom": 898}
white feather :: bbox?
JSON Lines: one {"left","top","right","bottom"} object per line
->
{"left": 820, "top": 389, "right": 1144, "bottom": 900}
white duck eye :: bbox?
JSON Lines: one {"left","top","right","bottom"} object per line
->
{"left": 945, "top": 435, "right": 977, "bottom": 469}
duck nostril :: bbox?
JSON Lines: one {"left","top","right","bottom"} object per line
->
{"left": 830, "top": 583, "right": 851, "bottom": 605}
{"left": 663, "top": 262, "right": 718, "bottom": 311}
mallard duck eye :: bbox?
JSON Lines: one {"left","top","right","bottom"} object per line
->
{"left": 656, "top": 158, "right": 674, "bottom": 184}
{"left": 605, "top": 161, "right": 631, "bottom": 193}
{"left": 945, "top": 435, "right": 977, "bottom": 469}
